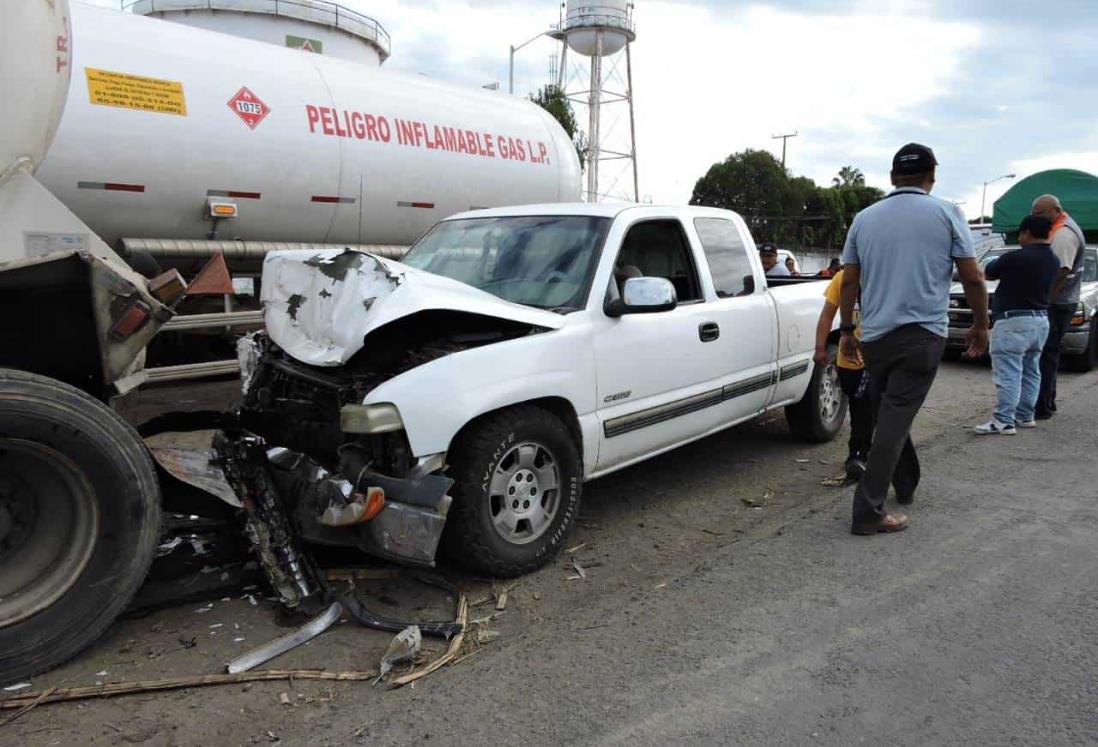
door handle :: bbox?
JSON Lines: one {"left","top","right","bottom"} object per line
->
{"left": 699, "top": 322, "right": 720, "bottom": 342}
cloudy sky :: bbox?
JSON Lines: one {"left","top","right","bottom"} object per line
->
{"left": 89, "top": 1, "right": 1098, "bottom": 217}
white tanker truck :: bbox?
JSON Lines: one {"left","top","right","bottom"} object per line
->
{"left": 0, "top": 0, "right": 582, "bottom": 683}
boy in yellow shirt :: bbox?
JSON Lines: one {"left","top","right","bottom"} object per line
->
{"left": 815, "top": 268, "right": 873, "bottom": 479}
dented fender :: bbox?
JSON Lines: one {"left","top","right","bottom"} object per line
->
{"left": 361, "top": 319, "right": 602, "bottom": 474}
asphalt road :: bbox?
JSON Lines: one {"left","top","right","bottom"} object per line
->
{"left": 7, "top": 361, "right": 1097, "bottom": 746}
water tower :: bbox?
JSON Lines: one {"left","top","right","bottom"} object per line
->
{"left": 549, "top": 1, "right": 638, "bottom": 202}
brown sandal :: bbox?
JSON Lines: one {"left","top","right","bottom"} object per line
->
{"left": 851, "top": 513, "right": 909, "bottom": 535}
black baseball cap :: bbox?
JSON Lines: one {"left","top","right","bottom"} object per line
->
{"left": 758, "top": 242, "right": 778, "bottom": 255}
{"left": 892, "top": 143, "right": 938, "bottom": 175}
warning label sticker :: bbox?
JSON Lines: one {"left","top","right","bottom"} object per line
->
{"left": 228, "top": 87, "right": 271, "bottom": 130}
{"left": 286, "top": 35, "right": 323, "bottom": 53}
{"left": 85, "top": 68, "right": 187, "bottom": 116}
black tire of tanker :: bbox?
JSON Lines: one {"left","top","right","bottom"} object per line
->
{"left": 0, "top": 369, "right": 161, "bottom": 684}
{"left": 443, "top": 405, "right": 582, "bottom": 578}
{"left": 785, "top": 343, "right": 848, "bottom": 443}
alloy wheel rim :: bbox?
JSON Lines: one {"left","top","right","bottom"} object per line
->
{"left": 487, "top": 441, "right": 561, "bottom": 545}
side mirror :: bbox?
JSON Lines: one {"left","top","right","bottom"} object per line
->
{"left": 606, "top": 277, "right": 677, "bottom": 317}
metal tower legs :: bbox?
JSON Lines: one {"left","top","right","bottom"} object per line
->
{"left": 586, "top": 32, "right": 603, "bottom": 202}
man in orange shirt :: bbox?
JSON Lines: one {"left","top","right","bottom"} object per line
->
{"left": 814, "top": 268, "right": 874, "bottom": 479}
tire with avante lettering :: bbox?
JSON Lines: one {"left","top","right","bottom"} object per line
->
{"left": 785, "top": 343, "right": 848, "bottom": 443}
{"left": 442, "top": 405, "right": 582, "bottom": 577}
{"left": 0, "top": 369, "right": 161, "bottom": 684}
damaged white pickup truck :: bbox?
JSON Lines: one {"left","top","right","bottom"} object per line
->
{"left": 237, "top": 203, "right": 845, "bottom": 577}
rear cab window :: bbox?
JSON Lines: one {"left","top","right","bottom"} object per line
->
{"left": 693, "top": 217, "right": 757, "bottom": 297}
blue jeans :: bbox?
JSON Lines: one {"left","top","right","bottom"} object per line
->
{"left": 990, "top": 315, "right": 1051, "bottom": 425}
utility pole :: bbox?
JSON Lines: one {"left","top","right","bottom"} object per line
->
{"left": 980, "top": 173, "right": 1016, "bottom": 225}
{"left": 771, "top": 131, "right": 798, "bottom": 169}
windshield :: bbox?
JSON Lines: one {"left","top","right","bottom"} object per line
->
{"left": 401, "top": 215, "right": 610, "bottom": 310}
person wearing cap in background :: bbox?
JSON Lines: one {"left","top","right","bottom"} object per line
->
{"left": 758, "top": 243, "right": 790, "bottom": 277}
{"left": 838, "top": 143, "right": 989, "bottom": 536}
{"left": 974, "top": 215, "right": 1061, "bottom": 435}
{"left": 1030, "top": 194, "right": 1087, "bottom": 420}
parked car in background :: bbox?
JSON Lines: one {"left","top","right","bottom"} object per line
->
{"left": 946, "top": 244, "right": 1098, "bottom": 371}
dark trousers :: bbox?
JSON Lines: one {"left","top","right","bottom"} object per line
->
{"left": 1037, "top": 304, "right": 1075, "bottom": 415}
{"left": 837, "top": 367, "right": 873, "bottom": 458}
{"left": 852, "top": 325, "right": 945, "bottom": 526}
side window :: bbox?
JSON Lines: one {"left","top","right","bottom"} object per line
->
{"left": 615, "top": 219, "right": 702, "bottom": 302}
{"left": 693, "top": 217, "right": 755, "bottom": 298}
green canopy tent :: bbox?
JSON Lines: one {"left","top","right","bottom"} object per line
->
{"left": 992, "top": 168, "right": 1098, "bottom": 242}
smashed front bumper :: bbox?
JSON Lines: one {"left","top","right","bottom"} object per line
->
{"left": 149, "top": 429, "right": 453, "bottom": 573}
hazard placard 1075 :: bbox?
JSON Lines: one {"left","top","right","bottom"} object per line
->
{"left": 85, "top": 67, "right": 187, "bottom": 116}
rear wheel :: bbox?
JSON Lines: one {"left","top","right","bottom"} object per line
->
{"left": 785, "top": 344, "right": 848, "bottom": 442}
{"left": 443, "top": 406, "right": 581, "bottom": 577}
{"left": 0, "top": 369, "right": 161, "bottom": 683}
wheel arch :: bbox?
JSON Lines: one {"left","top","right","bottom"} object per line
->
{"left": 449, "top": 396, "right": 584, "bottom": 471}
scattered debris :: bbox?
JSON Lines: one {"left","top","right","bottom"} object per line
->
{"left": 821, "top": 473, "right": 854, "bottom": 487}
{"left": 532, "top": 591, "right": 543, "bottom": 601}
{"left": 495, "top": 591, "right": 509, "bottom": 612}
{"left": 0, "top": 670, "right": 383, "bottom": 715}
{"left": 194, "top": 603, "right": 214, "bottom": 613}
{"left": 3, "top": 684, "right": 31, "bottom": 692}
{"left": 566, "top": 559, "right": 588, "bottom": 581}
{"left": 795, "top": 459, "right": 810, "bottom": 464}
{"left": 565, "top": 542, "right": 587, "bottom": 555}
{"left": 376, "top": 626, "right": 422, "bottom": 685}
{"left": 741, "top": 489, "right": 773, "bottom": 509}
{"left": 279, "top": 692, "right": 291, "bottom": 706}
{"left": 228, "top": 602, "right": 343, "bottom": 674}
{"left": 390, "top": 594, "right": 469, "bottom": 688}
{"left": 325, "top": 568, "right": 402, "bottom": 583}
{"left": 653, "top": 582, "right": 667, "bottom": 590}
{"left": 476, "top": 629, "right": 500, "bottom": 645}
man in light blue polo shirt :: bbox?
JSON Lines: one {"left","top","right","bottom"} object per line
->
{"left": 838, "top": 143, "right": 990, "bottom": 535}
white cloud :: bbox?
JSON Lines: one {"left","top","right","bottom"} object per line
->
{"left": 628, "top": 3, "right": 980, "bottom": 202}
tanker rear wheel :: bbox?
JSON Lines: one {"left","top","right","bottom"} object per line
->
{"left": 0, "top": 369, "right": 161, "bottom": 684}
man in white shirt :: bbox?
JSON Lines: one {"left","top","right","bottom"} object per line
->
{"left": 759, "top": 243, "right": 790, "bottom": 277}
{"left": 1030, "top": 194, "right": 1086, "bottom": 419}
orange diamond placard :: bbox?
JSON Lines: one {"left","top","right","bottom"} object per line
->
{"left": 228, "top": 87, "right": 270, "bottom": 130}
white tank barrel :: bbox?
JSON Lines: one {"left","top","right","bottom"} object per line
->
{"left": 564, "top": 1, "right": 634, "bottom": 57}
{"left": 0, "top": 0, "right": 72, "bottom": 180}
{"left": 128, "top": 0, "right": 391, "bottom": 66}
{"left": 36, "top": 4, "right": 582, "bottom": 247}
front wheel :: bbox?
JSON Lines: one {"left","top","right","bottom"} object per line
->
{"left": 0, "top": 369, "right": 161, "bottom": 683}
{"left": 785, "top": 344, "right": 848, "bottom": 442}
{"left": 443, "top": 406, "right": 582, "bottom": 577}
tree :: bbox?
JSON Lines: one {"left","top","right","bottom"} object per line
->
{"left": 690, "top": 151, "right": 884, "bottom": 250}
{"left": 530, "top": 86, "right": 586, "bottom": 168}
{"left": 832, "top": 166, "right": 865, "bottom": 188}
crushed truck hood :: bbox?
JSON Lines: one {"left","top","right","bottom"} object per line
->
{"left": 262, "top": 249, "right": 566, "bottom": 366}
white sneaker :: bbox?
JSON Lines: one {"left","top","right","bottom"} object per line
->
{"left": 1017, "top": 419, "right": 1037, "bottom": 429}
{"left": 974, "top": 420, "right": 1016, "bottom": 436}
